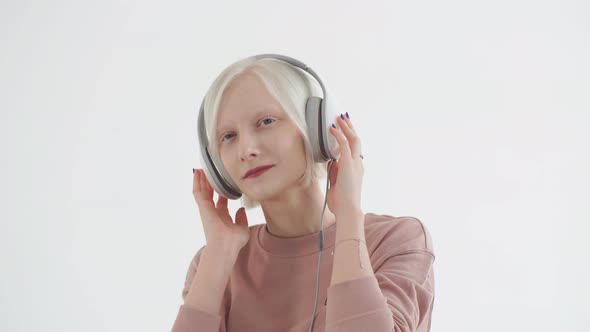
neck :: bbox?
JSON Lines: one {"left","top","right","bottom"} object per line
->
{"left": 260, "top": 179, "right": 336, "bottom": 238}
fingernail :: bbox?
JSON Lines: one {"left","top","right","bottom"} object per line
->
{"left": 346, "top": 112, "right": 350, "bottom": 119}
{"left": 340, "top": 114, "right": 344, "bottom": 120}
{"left": 331, "top": 123, "right": 336, "bottom": 128}
{"left": 192, "top": 168, "right": 195, "bottom": 174}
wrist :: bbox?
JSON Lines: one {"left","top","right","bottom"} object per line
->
{"left": 206, "top": 238, "right": 243, "bottom": 253}
{"left": 334, "top": 205, "right": 362, "bottom": 215}
{"left": 335, "top": 209, "right": 365, "bottom": 236}
{"left": 204, "top": 243, "right": 240, "bottom": 261}
{"left": 335, "top": 208, "right": 364, "bottom": 223}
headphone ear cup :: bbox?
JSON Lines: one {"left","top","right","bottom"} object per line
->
{"left": 305, "top": 96, "right": 325, "bottom": 163}
{"left": 199, "top": 145, "right": 242, "bottom": 200}
{"left": 306, "top": 96, "right": 340, "bottom": 162}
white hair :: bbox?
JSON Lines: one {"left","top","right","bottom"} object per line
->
{"left": 202, "top": 57, "right": 328, "bottom": 210}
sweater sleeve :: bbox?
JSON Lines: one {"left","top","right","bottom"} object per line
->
{"left": 325, "top": 217, "right": 436, "bottom": 332}
{"left": 171, "top": 246, "right": 226, "bottom": 332}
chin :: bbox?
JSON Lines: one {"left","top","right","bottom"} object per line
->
{"left": 241, "top": 165, "right": 300, "bottom": 199}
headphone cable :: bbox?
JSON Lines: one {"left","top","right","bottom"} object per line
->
{"left": 308, "top": 159, "right": 334, "bottom": 332}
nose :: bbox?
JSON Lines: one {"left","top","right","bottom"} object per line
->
{"left": 239, "top": 132, "right": 260, "bottom": 162}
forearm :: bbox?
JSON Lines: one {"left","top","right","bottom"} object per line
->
{"left": 184, "top": 245, "right": 238, "bottom": 315}
{"left": 330, "top": 210, "right": 374, "bottom": 286}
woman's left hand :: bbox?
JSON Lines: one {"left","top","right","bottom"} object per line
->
{"left": 326, "top": 112, "right": 364, "bottom": 221}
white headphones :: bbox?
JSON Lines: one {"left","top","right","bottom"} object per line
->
{"left": 196, "top": 53, "right": 342, "bottom": 199}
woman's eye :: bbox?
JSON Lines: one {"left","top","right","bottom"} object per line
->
{"left": 260, "top": 117, "right": 275, "bottom": 126}
{"left": 220, "top": 117, "right": 276, "bottom": 143}
{"left": 221, "top": 133, "right": 234, "bottom": 142}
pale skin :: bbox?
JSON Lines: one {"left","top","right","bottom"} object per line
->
{"left": 185, "top": 69, "right": 374, "bottom": 316}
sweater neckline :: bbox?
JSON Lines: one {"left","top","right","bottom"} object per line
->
{"left": 256, "top": 219, "right": 338, "bottom": 257}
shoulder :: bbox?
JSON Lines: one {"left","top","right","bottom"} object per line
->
{"left": 363, "top": 212, "right": 435, "bottom": 257}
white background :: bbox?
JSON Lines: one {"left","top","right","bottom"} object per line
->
{"left": 1, "top": 0, "right": 589, "bottom": 331}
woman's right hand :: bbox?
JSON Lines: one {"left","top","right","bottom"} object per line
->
{"left": 192, "top": 168, "right": 250, "bottom": 255}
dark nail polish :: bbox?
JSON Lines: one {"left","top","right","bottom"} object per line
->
{"left": 192, "top": 168, "right": 195, "bottom": 174}
{"left": 340, "top": 114, "right": 344, "bottom": 120}
{"left": 346, "top": 112, "right": 350, "bottom": 119}
{"left": 331, "top": 123, "right": 336, "bottom": 128}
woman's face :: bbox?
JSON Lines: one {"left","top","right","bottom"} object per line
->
{"left": 215, "top": 71, "right": 308, "bottom": 200}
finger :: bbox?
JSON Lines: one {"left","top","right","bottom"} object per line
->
{"left": 216, "top": 195, "right": 229, "bottom": 214}
{"left": 195, "top": 169, "right": 206, "bottom": 200}
{"left": 330, "top": 122, "right": 351, "bottom": 159}
{"left": 193, "top": 169, "right": 201, "bottom": 195}
{"left": 198, "top": 169, "right": 205, "bottom": 193}
{"left": 329, "top": 160, "right": 338, "bottom": 188}
{"left": 193, "top": 169, "right": 207, "bottom": 206}
{"left": 343, "top": 112, "right": 356, "bottom": 131}
{"left": 200, "top": 169, "right": 214, "bottom": 201}
{"left": 337, "top": 115, "right": 361, "bottom": 158}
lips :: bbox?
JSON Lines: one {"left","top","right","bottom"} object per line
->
{"left": 244, "top": 165, "right": 274, "bottom": 178}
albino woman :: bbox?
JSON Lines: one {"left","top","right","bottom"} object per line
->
{"left": 171, "top": 55, "right": 435, "bottom": 332}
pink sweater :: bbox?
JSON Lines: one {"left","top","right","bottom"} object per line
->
{"left": 171, "top": 213, "right": 435, "bottom": 332}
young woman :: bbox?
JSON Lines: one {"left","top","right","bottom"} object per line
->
{"left": 172, "top": 55, "right": 435, "bottom": 332}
